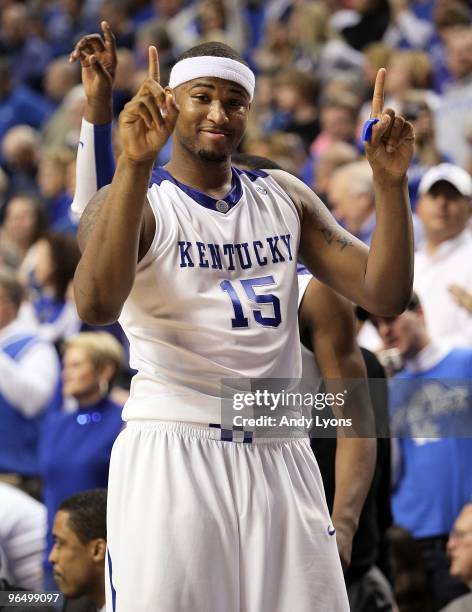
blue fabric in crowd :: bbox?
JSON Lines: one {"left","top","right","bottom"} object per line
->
{"left": 0, "top": 334, "right": 44, "bottom": 476}
{"left": 389, "top": 349, "right": 472, "bottom": 538}
{"left": 45, "top": 191, "right": 77, "bottom": 234}
{"left": 39, "top": 396, "right": 123, "bottom": 566}
{"left": 0, "top": 86, "right": 53, "bottom": 144}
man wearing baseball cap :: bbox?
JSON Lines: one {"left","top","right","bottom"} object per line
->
{"left": 415, "top": 163, "right": 472, "bottom": 348}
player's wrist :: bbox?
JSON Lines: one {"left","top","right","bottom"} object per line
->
{"left": 372, "top": 170, "right": 408, "bottom": 189}
{"left": 84, "top": 98, "right": 113, "bottom": 125}
{"left": 118, "top": 153, "right": 155, "bottom": 170}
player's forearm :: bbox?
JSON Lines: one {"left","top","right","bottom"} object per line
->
{"left": 74, "top": 155, "right": 153, "bottom": 324}
{"left": 322, "top": 355, "right": 376, "bottom": 536}
{"left": 365, "top": 175, "right": 414, "bottom": 315}
{"left": 332, "top": 437, "right": 376, "bottom": 535}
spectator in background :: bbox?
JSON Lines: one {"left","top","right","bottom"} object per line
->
{"left": 359, "top": 48, "right": 435, "bottom": 127}
{"left": 37, "top": 147, "right": 76, "bottom": 233}
{"left": 43, "top": 57, "right": 80, "bottom": 108}
{"left": 0, "top": 3, "right": 52, "bottom": 92}
{"left": 39, "top": 333, "right": 123, "bottom": 589}
{"left": 42, "top": 85, "right": 86, "bottom": 149}
{"left": 0, "top": 196, "right": 46, "bottom": 267}
{"left": 430, "top": 1, "right": 471, "bottom": 95}
{"left": 333, "top": 0, "right": 391, "bottom": 53}
{"left": 313, "top": 141, "right": 359, "bottom": 203}
{"left": 384, "top": 50, "right": 434, "bottom": 112}
{"left": 370, "top": 293, "right": 472, "bottom": 610}
{"left": 44, "top": 0, "right": 97, "bottom": 58}
{"left": 435, "top": 28, "right": 472, "bottom": 167}
{"left": 415, "top": 163, "right": 472, "bottom": 347}
{"left": 442, "top": 504, "right": 472, "bottom": 611}
{"left": 1, "top": 126, "right": 41, "bottom": 197}
{"left": 311, "top": 93, "right": 360, "bottom": 159}
{"left": 388, "top": 526, "right": 433, "bottom": 612}
{"left": 0, "top": 59, "right": 52, "bottom": 146}
{"left": 271, "top": 70, "right": 319, "bottom": 152}
{"left": 0, "top": 268, "right": 59, "bottom": 483}
{"left": 0, "top": 482, "right": 46, "bottom": 591}
{"left": 99, "top": 0, "right": 135, "bottom": 50}
{"left": 49, "top": 489, "right": 107, "bottom": 612}
{"left": 195, "top": 0, "right": 246, "bottom": 54}
{"left": 328, "top": 161, "right": 376, "bottom": 245}
{"left": 402, "top": 92, "right": 450, "bottom": 209}
{"left": 134, "top": 20, "right": 175, "bottom": 85}
{"left": 243, "top": 131, "right": 305, "bottom": 177}
{"left": 26, "top": 233, "right": 81, "bottom": 346}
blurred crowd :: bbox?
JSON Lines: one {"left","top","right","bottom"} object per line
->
{"left": 1, "top": 1, "right": 472, "bottom": 611}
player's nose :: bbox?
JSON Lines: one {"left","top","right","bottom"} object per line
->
{"left": 207, "top": 100, "right": 229, "bottom": 124}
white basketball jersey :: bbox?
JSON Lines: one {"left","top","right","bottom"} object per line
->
{"left": 297, "top": 270, "right": 322, "bottom": 389}
{"left": 119, "top": 167, "right": 302, "bottom": 424}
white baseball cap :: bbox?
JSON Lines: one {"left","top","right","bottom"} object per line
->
{"left": 418, "top": 163, "right": 472, "bottom": 197}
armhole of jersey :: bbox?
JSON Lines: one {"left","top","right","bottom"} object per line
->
{"left": 264, "top": 173, "right": 302, "bottom": 238}
{"left": 297, "top": 273, "right": 313, "bottom": 309}
{"left": 137, "top": 188, "right": 162, "bottom": 269}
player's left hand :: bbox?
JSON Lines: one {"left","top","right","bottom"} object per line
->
{"left": 365, "top": 69, "right": 415, "bottom": 180}
{"left": 333, "top": 522, "right": 354, "bottom": 572}
{"left": 69, "top": 20, "right": 117, "bottom": 105}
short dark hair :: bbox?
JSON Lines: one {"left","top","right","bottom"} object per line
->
{"left": 176, "top": 41, "right": 249, "bottom": 68}
{"left": 44, "top": 233, "right": 81, "bottom": 302}
{"left": 355, "top": 292, "right": 421, "bottom": 322}
{"left": 231, "top": 153, "right": 283, "bottom": 171}
{"left": 59, "top": 489, "right": 107, "bottom": 544}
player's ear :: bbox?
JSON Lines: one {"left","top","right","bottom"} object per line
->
{"left": 165, "top": 86, "right": 180, "bottom": 111}
{"left": 90, "top": 538, "right": 107, "bottom": 563}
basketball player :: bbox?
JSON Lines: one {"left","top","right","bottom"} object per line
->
{"left": 71, "top": 30, "right": 414, "bottom": 611}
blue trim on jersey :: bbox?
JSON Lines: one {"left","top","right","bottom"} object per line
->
{"left": 107, "top": 549, "right": 117, "bottom": 611}
{"left": 93, "top": 123, "right": 115, "bottom": 188}
{"left": 150, "top": 166, "right": 253, "bottom": 213}
{"left": 233, "top": 166, "right": 268, "bottom": 181}
{"left": 297, "top": 263, "right": 311, "bottom": 275}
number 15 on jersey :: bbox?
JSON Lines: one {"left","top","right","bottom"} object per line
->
{"left": 220, "top": 275, "right": 281, "bottom": 328}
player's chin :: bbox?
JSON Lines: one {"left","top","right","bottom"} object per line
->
{"left": 196, "top": 147, "right": 231, "bottom": 163}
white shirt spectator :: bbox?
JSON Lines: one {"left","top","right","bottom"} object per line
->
{"left": 0, "top": 319, "right": 59, "bottom": 418}
{"left": 414, "top": 229, "right": 472, "bottom": 348}
{"left": 435, "top": 76, "right": 472, "bottom": 168}
{"left": 0, "top": 483, "right": 46, "bottom": 591}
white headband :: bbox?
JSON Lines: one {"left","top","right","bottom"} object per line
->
{"left": 169, "top": 56, "right": 255, "bottom": 102}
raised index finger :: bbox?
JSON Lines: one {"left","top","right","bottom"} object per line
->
{"left": 371, "top": 68, "right": 386, "bottom": 118}
{"left": 148, "top": 46, "right": 160, "bottom": 83}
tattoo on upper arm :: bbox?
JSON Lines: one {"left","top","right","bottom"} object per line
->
{"left": 77, "top": 186, "right": 110, "bottom": 252}
{"left": 317, "top": 226, "right": 354, "bottom": 251}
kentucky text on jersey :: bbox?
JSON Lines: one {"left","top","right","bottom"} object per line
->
{"left": 177, "top": 235, "right": 293, "bottom": 270}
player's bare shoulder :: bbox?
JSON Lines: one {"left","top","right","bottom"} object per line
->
{"left": 265, "top": 169, "right": 329, "bottom": 225}
{"left": 77, "top": 185, "right": 155, "bottom": 261}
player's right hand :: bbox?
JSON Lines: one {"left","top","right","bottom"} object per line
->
{"left": 119, "top": 46, "right": 178, "bottom": 163}
{"left": 69, "top": 20, "right": 117, "bottom": 104}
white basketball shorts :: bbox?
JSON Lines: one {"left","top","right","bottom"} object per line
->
{"left": 105, "top": 421, "right": 349, "bottom": 611}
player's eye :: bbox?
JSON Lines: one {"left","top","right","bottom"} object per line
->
{"left": 193, "top": 94, "right": 210, "bottom": 103}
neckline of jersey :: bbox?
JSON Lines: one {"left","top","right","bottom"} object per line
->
{"left": 151, "top": 165, "right": 243, "bottom": 213}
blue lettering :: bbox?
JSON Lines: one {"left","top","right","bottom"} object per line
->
{"left": 235, "top": 243, "right": 252, "bottom": 269}
{"left": 196, "top": 242, "right": 209, "bottom": 268}
{"left": 178, "top": 241, "right": 194, "bottom": 267}
{"left": 208, "top": 243, "right": 223, "bottom": 270}
{"left": 267, "top": 236, "right": 285, "bottom": 263}
{"left": 253, "top": 241, "right": 267, "bottom": 266}
{"left": 280, "top": 234, "right": 293, "bottom": 261}
{"left": 223, "top": 244, "right": 236, "bottom": 270}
